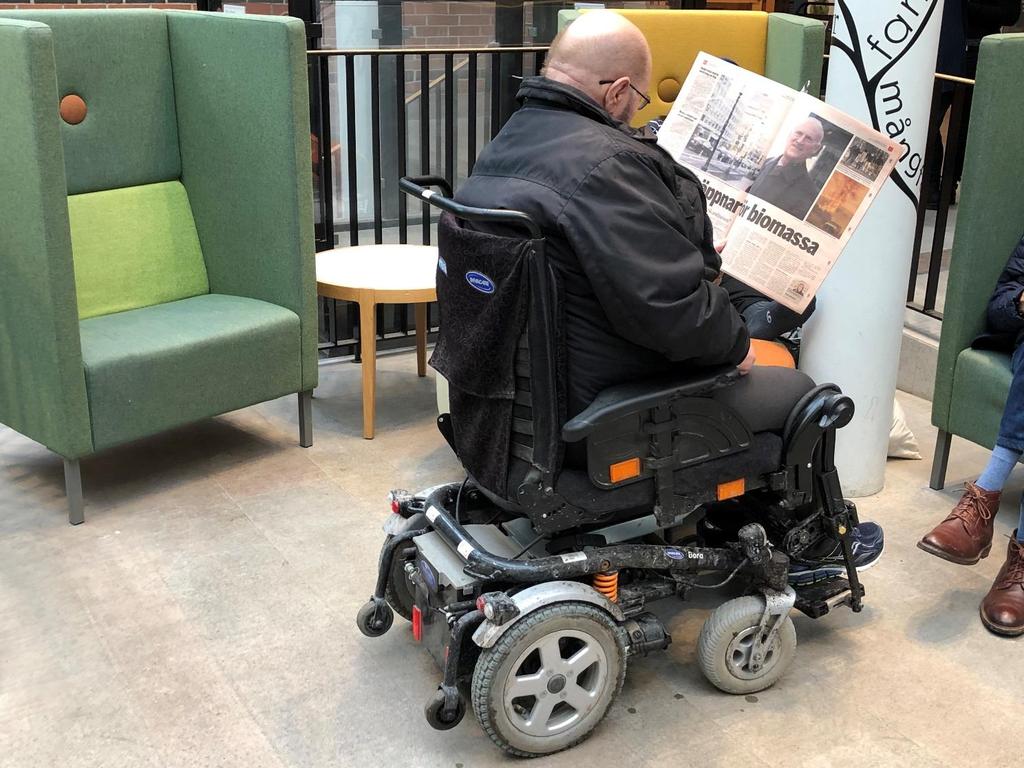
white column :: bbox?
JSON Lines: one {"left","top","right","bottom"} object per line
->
{"left": 798, "top": 0, "right": 945, "bottom": 496}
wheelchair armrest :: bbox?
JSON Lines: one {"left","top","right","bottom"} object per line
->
{"left": 561, "top": 365, "right": 741, "bottom": 443}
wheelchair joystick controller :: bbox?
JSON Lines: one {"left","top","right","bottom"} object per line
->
{"left": 738, "top": 523, "right": 770, "bottom": 565}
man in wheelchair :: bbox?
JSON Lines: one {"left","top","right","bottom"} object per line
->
{"left": 357, "top": 11, "right": 881, "bottom": 758}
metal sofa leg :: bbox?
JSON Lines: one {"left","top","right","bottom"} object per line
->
{"left": 298, "top": 390, "right": 313, "bottom": 448}
{"left": 64, "top": 458, "right": 84, "bottom": 525}
{"left": 929, "top": 429, "right": 952, "bottom": 490}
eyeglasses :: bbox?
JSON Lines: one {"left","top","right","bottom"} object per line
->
{"left": 598, "top": 78, "right": 651, "bottom": 110}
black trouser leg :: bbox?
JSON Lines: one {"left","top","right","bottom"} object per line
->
{"left": 740, "top": 297, "right": 817, "bottom": 340}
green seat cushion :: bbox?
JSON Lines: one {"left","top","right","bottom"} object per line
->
{"left": 68, "top": 181, "right": 209, "bottom": 320}
{"left": 948, "top": 348, "right": 1013, "bottom": 451}
{"left": 79, "top": 293, "right": 300, "bottom": 451}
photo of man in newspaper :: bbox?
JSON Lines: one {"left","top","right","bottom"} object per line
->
{"left": 748, "top": 113, "right": 853, "bottom": 221}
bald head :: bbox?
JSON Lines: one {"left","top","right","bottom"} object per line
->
{"left": 544, "top": 11, "right": 652, "bottom": 123}
{"left": 781, "top": 117, "right": 824, "bottom": 165}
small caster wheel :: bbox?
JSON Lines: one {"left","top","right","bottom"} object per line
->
{"left": 697, "top": 596, "right": 796, "bottom": 695}
{"left": 424, "top": 688, "right": 465, "bottom": 730}
{"left": 356, "top": 599, "right": 394, "bottom": 638}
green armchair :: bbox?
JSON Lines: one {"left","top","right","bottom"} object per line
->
{"left": 0, "top": 10, "right": 318, "bottom": 524}
{"left": 931, "top": 34, "right": 1024, "bottom": 489}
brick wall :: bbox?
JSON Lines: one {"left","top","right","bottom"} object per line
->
{"left": 401, "top": 1, "right": 669, "bottom": 50}
{"left": 402, "top": 1, "right": 496, "bottom": 48}
{"left": 396, "top": 1, "right": 668, "bottom": 94}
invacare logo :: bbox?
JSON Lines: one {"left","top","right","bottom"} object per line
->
{"left": 465, "top": 271, "right": 496, "bottom": 294}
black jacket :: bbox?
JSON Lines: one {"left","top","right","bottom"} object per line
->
{"left": 455, "top": 77, "right": 749, "bottom": 417}
{"left": 973, "top": 234, "right": 1024, "bottom": 352}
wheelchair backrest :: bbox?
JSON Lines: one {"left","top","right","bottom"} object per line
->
{"left": 401, "top": 178, "right": 564, "bottom": 502}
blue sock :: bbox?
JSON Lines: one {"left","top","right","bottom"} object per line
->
{"left": 1017, "top": 497, "right": 1024, "bottom": 542}
{"left": 977, "top": 445, "right": 1021, "bottom": 493}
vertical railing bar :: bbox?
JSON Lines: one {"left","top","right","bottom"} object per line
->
{"left": 467, "top": 53, "right": 478, "bottom": 176}
{"left": 445, "top": 53, "right": 455, "bottom": 189}
{"left": 371, "top": 55, "right": 383, "bottom": 244}
{"left": 490, "top": 51, "right": 501, "bottom": 139}
{"left": 397, "top": 52, "right": 408, "bottom": 245}
{"left": 319, "top": 55, "right": 335, "bottom": 250}
{"left": 420, "top": 53, "right": 431, "bottom": 245}
{"left": 909, "top": 81, "right": 942, "bottom": 303}
{"left": 924, "top": 83, "right": 968, "bottom": 312}
{"left": 345, "top": 54, "right": 359, "bottom": 247}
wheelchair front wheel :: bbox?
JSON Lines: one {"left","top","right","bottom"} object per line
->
{"left": 471, "top": 602, "right": 627, "bottom": 758}
{"left": 697, "top": 596, "right": 796, "bottom": 695}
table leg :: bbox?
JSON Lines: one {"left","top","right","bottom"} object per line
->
{"left": 358, "top": 292, "right": 377, "bottom": 439}
{"left": 415, "top": 303, "right": 428, "bottom": 377}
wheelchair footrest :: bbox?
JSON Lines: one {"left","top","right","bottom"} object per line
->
{"left": 793, "top": 578, "right": 865, "bottom": 619}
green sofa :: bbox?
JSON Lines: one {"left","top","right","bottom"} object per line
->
{"left": 931, "top": 34, "right": 1024, "bottom": 489}
{"left": 0, "top": 10, "right": 318, "bottom": 524}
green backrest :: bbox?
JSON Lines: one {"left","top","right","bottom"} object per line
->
{"left": 68, "top": 182, "right": 209, "bottom": 320}
{"left": 765, "top": 13, "right": 825, "bottom": 95}
{"left": 932, "top": 34, "right": 1024, "bottom": 432}
{"left": 0, "top": 10, "right": 210, "bottom": 320}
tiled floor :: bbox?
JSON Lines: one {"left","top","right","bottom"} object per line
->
{"left": 2, "top": 351, "right": 1022, "bottom": 768}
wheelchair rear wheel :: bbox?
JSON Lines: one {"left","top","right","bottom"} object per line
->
{"left": 697, "top": 596, "right": 796, "bottom": 695}
{"left": 471, "top": 602, "right": 627, "bottom": 758}
{"left": 384, "top": 541, "right": 416, "bottom": 621}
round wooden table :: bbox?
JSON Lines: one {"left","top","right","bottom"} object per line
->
{"left": 316, "top": 244, "right": 438, "bottom": 439}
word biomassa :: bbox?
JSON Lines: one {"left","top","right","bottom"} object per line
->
{"left": 702, "top": 183, "right": 821, "bottom": 255}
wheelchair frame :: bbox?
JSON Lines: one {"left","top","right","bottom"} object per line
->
{"left": 356, "top": 177, "right": 867, "bottom": 757}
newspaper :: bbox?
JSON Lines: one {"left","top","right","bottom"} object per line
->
{"left": 656, "top": 53, "right": 900, "bottom": 313}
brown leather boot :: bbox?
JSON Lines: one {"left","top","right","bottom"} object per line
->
{"left": 918, "top": 481, "right": 1000, "bottom": 565}
{"left": 980, "top": 532, "right": 1024, "bottom": 637}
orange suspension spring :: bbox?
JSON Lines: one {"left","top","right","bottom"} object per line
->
{"left": 593, "top": 571, "right": 619, "bottom": 603}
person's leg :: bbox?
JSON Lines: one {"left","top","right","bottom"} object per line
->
{"left": 710, "top": 365, "right": 813, "bottom": 432}
{"left": 1017, "top": 497, "right": 1024, "bottom": 543}
{"left": 716, "top": 367, "right": 886, "bottom": 582}
{"left": 740, "top": 297, "right": 816, "bottom": 341}
{"left": 977, "top": 347, "right": 1024, "bottom": 634}
{"left": 920, "top": 343, "right": 1024, "bottom": 564}
{"left": 976, "top": 444, "right": 1022, "bottom": 492}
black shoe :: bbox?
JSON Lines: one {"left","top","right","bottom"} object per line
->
{"left": 788, "top": 522, "right": 884, "bottom": 585}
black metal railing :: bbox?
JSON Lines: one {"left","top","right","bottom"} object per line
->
{"left": 908, "top": 73, "right": 975, "bottom": 319}
{"left": 308, "top": 41, "right": 972, "bottom": 349}
{"left": 308, "top": 46, "right": 547, "bottom": 358}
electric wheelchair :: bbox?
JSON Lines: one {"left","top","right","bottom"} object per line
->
{"left": 357, "top": 177, "right": 866, "bottom": 758}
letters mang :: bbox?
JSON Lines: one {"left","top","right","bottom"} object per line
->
{"left": 879, "top": 80, "right": 922, "bottom": 180}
